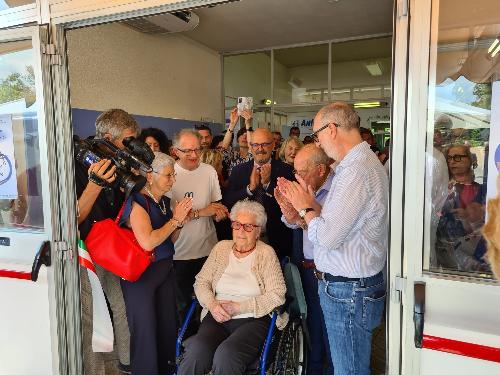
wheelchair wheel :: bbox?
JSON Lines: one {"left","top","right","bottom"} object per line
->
{"left": 271, "top": 319, "right": 306, "bottom": 375}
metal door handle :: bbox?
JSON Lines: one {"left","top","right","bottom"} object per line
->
{"left": 413, "top": 282, "right": 426, "bottom": 348}
{"left": 31, "top": 241, "right": 51, "bottom": 282}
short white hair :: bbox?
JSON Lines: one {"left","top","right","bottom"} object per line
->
{"left": 151, "top": 152, "right": 175, "bottom": 172}
{"left": 230, "top": 199, "right": 267, "bottom": 228}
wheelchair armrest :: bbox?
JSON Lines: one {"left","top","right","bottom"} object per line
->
{"left": 274, "top": 295, "right": 294, "bottom": 315}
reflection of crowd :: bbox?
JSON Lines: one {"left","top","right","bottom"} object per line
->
{"left": 77, "top": 103, "right": 390, "bottom": 375}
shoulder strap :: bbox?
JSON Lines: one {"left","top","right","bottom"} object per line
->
{"left": 114, "top": 202, "right": 127, "bottom": 224}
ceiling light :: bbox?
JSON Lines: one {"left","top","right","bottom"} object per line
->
{"left": 488, "top": 38, "right": 499, "bottom": 54}
{"left": 354, "top": 101, "right": 381, "bottom": 109}
{"left": 365, "top": 62, "right": 383, "bottom": 76}
{"left": 491, "top": 43, "right": 500, "bottom": 58}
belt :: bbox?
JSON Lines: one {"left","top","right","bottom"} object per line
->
{"left": 314, "top": 270, "right": 383, "bottom": 285}
{"left": 301, "top": 259, "right": 316, "bottom": 270}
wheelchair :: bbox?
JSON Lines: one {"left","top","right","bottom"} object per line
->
{"left": 175, "top": 259, "right": 309, "bottom": 375}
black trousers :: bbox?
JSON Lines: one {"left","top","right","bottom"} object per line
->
{"left": 121, "top": 259, "right": 177, "bottom": 375}
{"left": 173, "top": 257, "right": 207, "bottom": 326}
{"left": 178, "top": 313, "right": 270, "bottom": 375}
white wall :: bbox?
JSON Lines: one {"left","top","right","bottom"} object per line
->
{"left": 67, "top": 23, "right": 222, "bottom": 122}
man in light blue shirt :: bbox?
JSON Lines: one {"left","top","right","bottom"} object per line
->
{"left": 275, "top": 144, "right": 334, "bottom": 375}
{"left": 278, "top": 102, "right": 388, "bottom": 375}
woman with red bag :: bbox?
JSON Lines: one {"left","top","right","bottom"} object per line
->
{"left": 120, "top": 152, "right": 192, "bottom": 375}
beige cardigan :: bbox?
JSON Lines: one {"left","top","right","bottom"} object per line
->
{"left": 194, "top": 240, "right": 288, "bottom": 329}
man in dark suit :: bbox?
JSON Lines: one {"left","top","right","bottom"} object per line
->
{"left": 224, "top": 128, "right": 294, "bottom": 258}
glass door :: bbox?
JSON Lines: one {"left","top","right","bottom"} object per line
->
{"left": 0, "top": 26, "right": 64, "bottom": 375}
{"left": 399, "top": 0, "right": 500, "bottom": 373}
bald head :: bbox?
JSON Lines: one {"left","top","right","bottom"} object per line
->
{"left": 294, "top": 144, "right": 332, "bottom": 191}
{"left": 250, "top": 128, "right": 274, "bottom": 165}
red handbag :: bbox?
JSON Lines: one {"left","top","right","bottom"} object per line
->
{"left": 85, "top": 199, "right": 154, "bottom": 282}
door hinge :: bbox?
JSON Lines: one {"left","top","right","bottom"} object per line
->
{"left": 54, "top": 241, "right": 72, "bottom": 261}
{"left": 41, "top": 43, "right": 61, "bottom": 65}
{"left": 392, "top": 275, "right": 407, "bottom": 304}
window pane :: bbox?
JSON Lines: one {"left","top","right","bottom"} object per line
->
{"left": 332, "top": 37, "right": 391, "bottom": 102}
{"left": 0, "top": 40, "right": 44, "bottom": 231}
{"left": 424, "top": 0, "right": 500, "bottom": 277}
{"left": 224, "top": 52, "right": 271, "bottom": 111}
{"left": 274, "top": 44, "right": 328, "bottom": 105}
{"left": 0, "top": 1, "right": 35, "bottom": 11}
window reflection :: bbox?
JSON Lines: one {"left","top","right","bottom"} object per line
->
{"left": 0, "top": 1, "right": 35, "bottom": 11}
{"left": 0, "top": 40, "right": 44, "bottom": 231}
{"left": 425, "top": 0, "right": 500, "bottom": 277}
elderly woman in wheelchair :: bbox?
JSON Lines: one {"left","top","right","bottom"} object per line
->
{"left": 177, "top": 200, "right": 287, "bottom": 375}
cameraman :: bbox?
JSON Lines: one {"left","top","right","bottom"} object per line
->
{"left": 76, "top": 109, "right": 140, "bottom": 375}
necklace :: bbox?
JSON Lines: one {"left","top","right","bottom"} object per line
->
{"left": 144, "top": 186, "right": 167, "bottom": 215}
{"left": 232, "top": 243, "right": 256, "bottom": 255}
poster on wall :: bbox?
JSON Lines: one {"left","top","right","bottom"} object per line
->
{"left": 0, "top": 114, "right": 18, "bottom": 199}
{"left": 487, "top": 81, "right": 500, "bottom": 200}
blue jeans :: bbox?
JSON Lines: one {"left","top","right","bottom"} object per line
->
{"left": 318, "top": 272, "right": 385, "bottom": 375}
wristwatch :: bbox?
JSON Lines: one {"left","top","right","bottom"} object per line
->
{"left": 298, "top": 208, "right": 314, "bottom": 219}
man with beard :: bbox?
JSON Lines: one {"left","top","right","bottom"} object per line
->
{"left": 224, "top": 128, "right": 294, "bottom": 258}
{"left": 195, "top": 124, "right": 213, "bottom": 150}
{"left": 278, "top": 102, "right": 388, "bottom": 375}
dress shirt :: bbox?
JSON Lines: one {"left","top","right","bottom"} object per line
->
{"left": 308, "top": 142, "right": 389, "bottom": 278}
{"left": 282, "top": 171, "right": 334, "bottom": 259}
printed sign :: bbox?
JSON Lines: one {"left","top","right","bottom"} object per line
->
{"left": 0, "top": 115, "right": 17, "bottom": 199}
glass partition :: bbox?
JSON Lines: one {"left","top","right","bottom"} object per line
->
{"left": 0, "top": 1, "right": 35, "bottom": 11}
{"left": 424, "top": 0, "right": 500, "bottom": 278}
{"left": 273, "top": 44, "right": 329, "bottom": 105}
{"left": 0, "top": 39, "right": 44, "bottom": 231}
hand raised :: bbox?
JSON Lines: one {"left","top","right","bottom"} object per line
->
{"left": 230, "top": 107, "right": 239, "bottom": 127}
{"left": 173, "top": 197, "right": 193, "bottom": 222}
{"left": 259, "top": 164, "right": 271, "bottom": 186}
{"left": 249, "top": 165, "right": 261, "bottom": 191}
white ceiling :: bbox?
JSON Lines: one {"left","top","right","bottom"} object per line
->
{"left": 184, "top": 0, "right": 394, "bottom": 53}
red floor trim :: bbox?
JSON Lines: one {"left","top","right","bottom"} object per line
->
{"left": 423, "top": 334, "right": 500, "bottom": 363}
{"left": 0, "top": 269, "right": 31, "bottom": 281}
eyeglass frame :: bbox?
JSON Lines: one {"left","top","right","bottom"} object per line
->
{"left": 176, "top": 147, "right": 202, "bottom": 155}
{"left": 446, "top": 154, "right": 469, "bottom": 162}
{"left": 231, "top": 220, "right": 260, "bottom": 232}
{"left": 310, "top": 122, "right": 341, "bottom": 142}
{"left": 153, "top": 170, "right": 177, "bottom": 178}
{"left": 249, "top": 141, "right": 274, "bottom": 149}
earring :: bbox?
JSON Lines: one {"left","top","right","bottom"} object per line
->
{"left": 149, "top": 182, "right": 153, "bottom": 186}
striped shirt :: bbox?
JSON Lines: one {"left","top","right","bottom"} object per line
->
{"left": 308, "top": 142, "right": 389, "bottom": 278}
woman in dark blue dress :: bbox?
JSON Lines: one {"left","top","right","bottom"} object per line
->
{"left": 120, "top": 152, "right": 192, "bottom": 375}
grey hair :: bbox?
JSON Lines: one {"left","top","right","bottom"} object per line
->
{"left": 151, "top": 152, "right": 175, "bottom": 173}
{"left": 173, "top": 129, "right": 202, "bottom": 148}
{"left": 230, "top": 199, "right": 267, "bottom": 228}
{"left": 95, "top": 109, "right": 140, "bottom": 140}
{"left": 317, "top": 102, "right": 360, "bottom": 131}
{"left": 300, "top": 143, "right": 332, "bottom": 167}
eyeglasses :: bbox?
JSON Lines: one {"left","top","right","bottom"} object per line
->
{"left": 154, "top": 170, "right": 177, "bottom": 178}
{"left": 231, "top": 220, "right": 260, "bottom": 232}
{"left": 446, "top": 154, "right": 469, "bottom": 162}
{"left": 176, "top": 147, "right": 202, "bottom": 155}
{"left": 293, "top": 165, "right": 317, "bottom": 177}
{"left": 310, "top": 122, "right": 340, "bottom": 143}
{"left": 250, "top": 141, "right": 273, "bottom": 149}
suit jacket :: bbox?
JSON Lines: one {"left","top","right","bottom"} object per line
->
{"left": 223, "top": 159, "right": 294, "bottom": 258}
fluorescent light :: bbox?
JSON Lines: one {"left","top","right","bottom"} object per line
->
{"left": 354, "top": 101, "right": 381, "bottom": 108}
{"left": 492, "top": 43, "right": 500, "bottom": 58}
{"left": 365, "top": 62, "right": 383, "bottom": 76}
{"left": 488, "top": 38, "right": 499, "bottom": 53}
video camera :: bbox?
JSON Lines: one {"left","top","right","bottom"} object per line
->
{"left": 74, "top": 135, "right": 155, "bottom": 197}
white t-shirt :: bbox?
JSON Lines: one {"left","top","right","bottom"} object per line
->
{"left": 215, "top": 250, "right": 260, "bottom": 319}
{"left": 169, "top": 162, "right": 222, "bottom": 260}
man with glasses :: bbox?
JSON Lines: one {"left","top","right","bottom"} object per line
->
{"left": 278, "top": 102, "right": 388, "bottom": 375}
{"left": 168, "top": 129, "right": 229, "bottom": 326}
{"left": 224, "top": 128, "right": 294, "bottom": 258}
{"left": 275, "top": 144, "right": 334, "bottom": 375}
